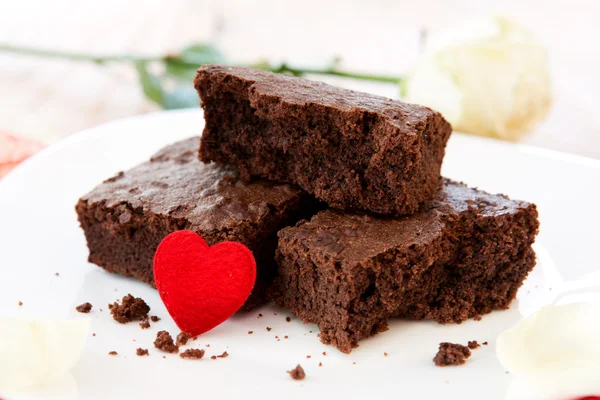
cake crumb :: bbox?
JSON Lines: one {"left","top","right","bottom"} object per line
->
{"left": 468, "top": 341, "right": 480, "bottom": 349}
{"left": 211, "top": 355, "right": 217, "bottom": 360}
{"left": 180, "top": 349, "right": 205, "bottom": 360}
{"left": 286, "top": 317, "right": 291, "bottom": 322}
{"left": 154, "top": 331, "right": 179, "bottom": 353}
{"left": 139, "top": 318, "right": 151, "bottom": 329}
{"left": 284, "top": 335, "right": 288, "bottom": 339}
{"left": 258, "top": 313, "right": 263, "bottom": 318}
{"left": 162, "top": 356, "right": 166, "bottom": 359}
{"left": 353, "top": 362, "right": 356, "bottom": 365}
{"left": 483, "top": 342, "right": 489, "bottom": 346}
{"left": 474, "top": 315, "right": 482, "bottom": 321}
{"left": 176, "top": 332, "right": 190, "bottom": 346}
{"left": 150, "top": 316, "right": 160, "bottom": 322}
{"left": 55, "top": 272, "right": 59, "bottom": 276}
{"left": 309, "top": 331, "right": 312, "bottom": 333}
{"left": 322, "top": 351, "right": 327, "bottom": 356}
{"left": 266, "top": 327, "right": 272, "bottom": 332}
{"left": 75, "top": 302, "right": 92, "bottom": 313}
{"left": 433, "top": 342, "right": 471, "bottom": 367}
{"left": 306, "top": 355, "right": 311, "bottom": 359}
{"left": 287, "top": 364, "right": 305, "bottom": 380}
{"left": 217, "top": 351, "right": 229, "bottom": 358}
{"left": 206, "top": 344, "right": 210, "bottom": 348}
{"left": 384, "top": 352, "right": 389, "bottom": 357}
{"left": 319, "top": 362, "right": 323, "bottom": 367}
{"left": 18, "top": 301, "right": 23, "bottom": 306}
{"left": 108, "top": 351, "right": 118, "bottom": 356}
{"left": 136, "top": 348, "right": 149, "bottom": 356}
{"left": 248, "top": 331, "right": 253, "bottom": 335}
{"left": 109, "top": 294, "right": 150, "bottom": 323}
{"left": 92, "top": 333, "right": 96, "bottom": 337}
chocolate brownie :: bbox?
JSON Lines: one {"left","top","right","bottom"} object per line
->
{"left": 195, "top": 65, "right": 452, "bottom": 215}
{"left": 433, "top": 343, "right": 471, "bottom": 366}
{"left": 271, "top": 179, "right": 539, "bottom": 353}
{"left": 76, "top": 137, "right": 316, "bottom": 310}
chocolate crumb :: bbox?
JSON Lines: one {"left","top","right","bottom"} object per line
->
{"left": 483, "top": 342, "right": 489, "bottom": 346}
{"left": 76, "top": 302, "right": 92, "bottom": 313}
{"left": 468, "top": 341, "right": 480, "bottom": 349}
{"left": 322, "top": 351, "right": 327, "bottom": 356}
{"left": 162, "top": 356, "right": 166, "bottom": 359}
{"left": 109, "top": 294, "right": 150, "bottom": 323}
{"left": 210, "top": 355, "right": 217, "bottom": 360}
{"left": 258, "top": 313, "right": 263, "bottom": 318}
{"left": 136, "top": 348, "right": 149, "bottom": 356}
{"left": 150, "top": 316, "right": 160, "bottom": 322}
{"left": 384, "top": 352, "right": 389, "bottom": 357}
{"left": 99, "top": 308, "right": 103, "bottom": 312}
{"left": 206, "top": 344, "right": 210, "bottom": 348}
{"left": 284, "top": 335, "right": 288, "bottom": 339}
{"left": 266, "top": 327, "right": 272, "bottom": 331}
{"left": 176, "top": 332, "right": 190, "bottom": 346}
{"left": 180, "top": 349, "right": 205, "bottom": 359}
{"left": 319, "top": 362, "right": 323, "bottom": 367}
{"left": 92, "top": 333, "right": 96, "bottom": 337}
{"left": 306, "top": 355, "right": 311, "bottom": 359}
{"left": 287, "top": 364, "right": 305, "bottom": 380}
{"left": 217, "top": 351, "right": 228, "bottom": 358}
{"left": 275, "top": 336, "right": 279, "bottom": 339}
{"left": 433, "top": 342, "right": 471, "bottom": 367}
{"left": 139, "top": 318, "right": 151, "bottom": 329}
{"left": 248, "top": 331, "right": 253, "bottom": 335}
{"left": 474, "top": 315, "right": 482, "bottom": 321}
{"left": 18, "top": 301, "right": 23, "bottom": 306}
{"left": 108, "top": 351, "right": 118, "bottom": 356}
{"left": 154, "top": 331, "right": 179, "bottom": 353}
{"left": 286, "top": 317, "right": 291, "bottom": 322}
{"left": 353, "top": 362, "right": 356, "bottom": 365}
{"left": 309, "top": 330, "right": 312, "bottom": 333}
{"left": 55, "top": 272, "right": 59, "bottom": 276}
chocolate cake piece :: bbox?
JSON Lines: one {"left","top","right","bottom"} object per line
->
{"left": 195, "top": 65, "right": 452, "bottom": 215}
{"left": 76, "top": 137, "right": 316, "bottom": 310}
{"left": 271, "top": 179, "right": 539, "bottom": 353}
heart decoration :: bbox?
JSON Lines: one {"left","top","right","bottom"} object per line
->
{"left": 153, "top": 230, "right": 256, "bottom": 336}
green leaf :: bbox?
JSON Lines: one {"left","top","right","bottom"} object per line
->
{"left": 161, "top": 85, "right": 199, "bottom": 110}
{"left": 179, "top": 43, "right": 225, "bottom": 65}
{"left": 135, "top": 61, "right": 163, "bottom": 105}
{"left": 164, "top": 59, "right": 199, "bottom": 80}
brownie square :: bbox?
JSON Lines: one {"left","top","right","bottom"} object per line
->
{"left": 76, "top": 137, "right": 316, "bottom": 310}
{"left": 195, "top": 65, "right": 452, "bottom": 216}
{"left": 270, "top": 179, "right": 539, "bottom": 352}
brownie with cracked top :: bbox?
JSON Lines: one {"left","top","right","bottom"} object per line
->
{"left": 270, "top": 178, "right": 539, "bottom": 353}
{"left": 76, "top": 137, "right": 316, "bottom": 310}
{"left": 195, "top": 65, "right": 452, "bottom": 215}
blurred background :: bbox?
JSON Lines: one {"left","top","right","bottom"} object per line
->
{"left": 1, "top": 0, "right": 599, "bottom": 176}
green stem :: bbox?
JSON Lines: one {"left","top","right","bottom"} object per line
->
{"left": 0, "top": 44, "right": 165, "bottom": 64}
{"left": 0, "top": 44, "right": 402, "bottom": 83}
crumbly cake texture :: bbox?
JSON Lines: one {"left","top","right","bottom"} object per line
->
{"left": 271, "top": 178, "right": 539, "bottom": 353}
{"left": 433, "top": 343, "right": 471, "bottom": 367}
{"left": 195, "top": 65, "right": 452, "bottom": 215}
{"left": 76, "top": 137, "right": 316, "bottom": 310}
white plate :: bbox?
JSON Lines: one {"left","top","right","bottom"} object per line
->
{"left": 0, "top": 109, "right": 599, "bottom": 400}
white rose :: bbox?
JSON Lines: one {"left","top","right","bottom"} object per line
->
{"left": 402, "top": 16, "right": 552, "bottom": 141}
{"left": 0, "top": 317, "right": 90, "bottom": 390}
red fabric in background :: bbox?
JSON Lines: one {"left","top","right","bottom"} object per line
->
{"left": 0, "top": 133, "right": 44, "bottom": 178}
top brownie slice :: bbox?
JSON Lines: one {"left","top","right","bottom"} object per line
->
{"left": 75, "top": 137, "right": 316, "bottom": 310}
{"left": 195, "top": 65, "right": 452, "bottom": 216}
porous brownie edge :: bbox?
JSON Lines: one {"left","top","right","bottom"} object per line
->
{"left": 195, "top": 65, "right": 452, "bottom": 215}
{"left": 271, "top": 192, "right": 539, "bottom": 353}
{"left": 76, "top": 192, "right": 313, "bottom": 311}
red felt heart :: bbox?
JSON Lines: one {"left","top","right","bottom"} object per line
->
{"left": 153, "top": 230, "right": 256, "bottom": 336}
